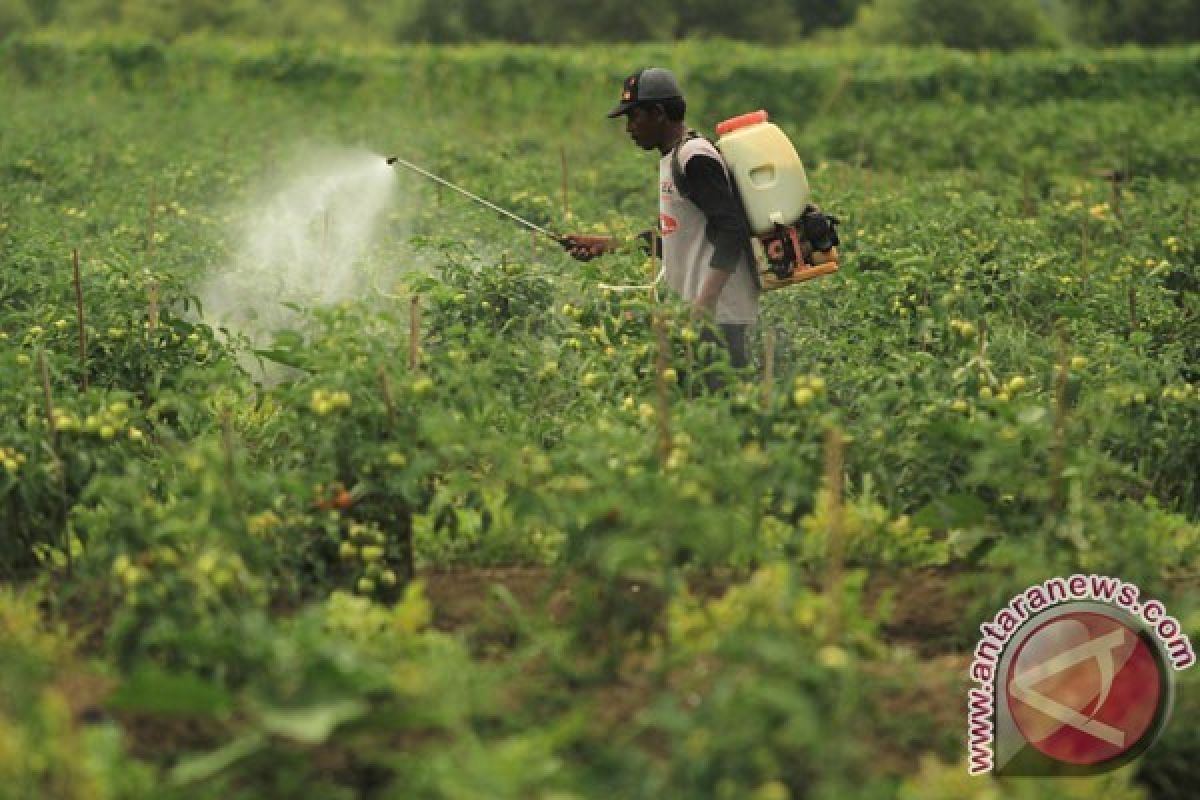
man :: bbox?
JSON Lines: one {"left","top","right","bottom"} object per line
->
{"left": 564, "top": 67, "right": 759, "bottom": 372}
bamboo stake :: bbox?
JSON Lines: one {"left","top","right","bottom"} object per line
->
{"left": 322, "top": 208, "right": 331, "bottom": 265}
{"left": 653, "top": 311, "right": 676, "bottom": 687}
{"left": 147, "top": 281, "right": 160, "bottom": 333}
{"left": 408, "top": 295, "right": 421, "bottom": 370}
{"left": 38, "top": 350, "right": 58, "bottom": 445}
{"left": 1050, "top": 328, "right": 1069, "bottom": 511}
{"left": 71, "top": 249, "right": 87, "bottom": 391}
{"left": 37, "top": 350, "right": 70, "bottom": 576}
{"left": 1080, "top": 211, "right": 1090, "bottom": 290}
{"left": 144, "top": 185, "right": 159, "bottom": 338}
{"left": 378, "top": 367, "right": 396, "bottom": 428}
{"left": 652, "top": 312, "right": 673, "bottom": 466}
{"left": 220, "top": 407, "right": 241, "bottom": 513}
{"left": 146, "top": 186, "right": 157, "bottom": 258}
{"left": 649, "top": 231, "right": 660, "bottom": 303}
{"left": 823, "top": 427, "right": 845, "bottom": 644}
{"left": 560, "top": 145, "right": 570, "bottom": 222}
{"left": 761, "top": 328, "right": 776, "bottom": 410}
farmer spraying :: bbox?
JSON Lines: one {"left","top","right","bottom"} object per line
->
{"left": 386, "top": 65, "right": 837, "bottom": 376}
{"left": 564, "top": 68, "right": 760, "bottom": 372}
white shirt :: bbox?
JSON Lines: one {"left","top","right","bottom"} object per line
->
{"left": 658, "top": 137, "right": 759, "bottom": 325}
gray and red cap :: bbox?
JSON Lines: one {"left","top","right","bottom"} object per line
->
{"left": 607, "top": 67, "right": 683, "bottom": 118}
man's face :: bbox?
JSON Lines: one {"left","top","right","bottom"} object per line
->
{"left": 624, "top": 105, "right": 662, "bottom": 151}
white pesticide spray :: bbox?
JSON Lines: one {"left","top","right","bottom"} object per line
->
{"left": 198, "top": 147, "right": 398, "bottom": 377}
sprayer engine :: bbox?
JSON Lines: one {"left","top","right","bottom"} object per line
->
{"left": 753, "top": 206, "right": 841, "bottom": 291}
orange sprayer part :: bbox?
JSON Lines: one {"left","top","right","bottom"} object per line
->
{"left": 716, "top": 110, "right": 769, "bottom": 136}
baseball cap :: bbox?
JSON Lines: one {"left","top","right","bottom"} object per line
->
{"left": 607, "top": 67, "right": 683, "bottom": 118}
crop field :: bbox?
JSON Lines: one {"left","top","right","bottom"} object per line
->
{"left": 1, "top": 36, "right": 1199, "bottom": 799}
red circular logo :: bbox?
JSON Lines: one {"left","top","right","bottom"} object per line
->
{"left": 1006, "top": 612, "right": 1163, "bottom": 765}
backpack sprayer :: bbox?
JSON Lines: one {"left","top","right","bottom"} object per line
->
{"left": 388, "top": 111, "right": 839, "bottom": 294}
{"left": 696, "top": 110, "right": 840, "bottom": 291}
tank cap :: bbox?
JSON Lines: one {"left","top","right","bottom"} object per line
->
{"left": 716, "top": 110, "right": 768, "bottom": 136}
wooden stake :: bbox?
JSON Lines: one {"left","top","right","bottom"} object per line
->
{"left": 38, "top": 350, "right": 70, "bottom": 575}
{"left": 1050, "top": 327, "right": 1069, "bottom": 511}
{"left": 408, "top": 295, "right": 421, "bottom": 370}
{"left": 652, "top": 312, "right": 673, "bottom": 466}
{"left": 649, "top": 230, "right": 660, "bottom": 303}
{"left": 378, "top": 367, "right": 396, "bottom": 428}
{"left": 1128, "top": 285, "right": 1139, "bottom": 333}
{"left": 38, "top": 350, "right": 58, "bottom": 445}
{"left": 1080, "top": 211, "right": 1090, "bottom": 289}
{"left": 560, "top": 145, "right": 570, "bottom": 222}
{"left": 144, "top": 185, "right": 159, "bottom": 341}
{"left": 147, "top": 281, "right": 160, "bottom": 333}
{"left": 71, "top": 249, "right": 88, "bottom": 391}
{"left": 220, "top": 407, "right": 241, "bottom": 513}
{"left": 146, "top": 186, "right": 157, "bottom": 257}
{"left": 823, "top": 427, "right": 845, "bottom": 644}
{"left": 761, "top": 328, "right": 776, "bottom": 409}
{"left": 322, "top": 208, "right": 331, "bottom": 264}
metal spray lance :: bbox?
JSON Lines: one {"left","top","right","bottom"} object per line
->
{"left": 385, "top": 155, "right": 567, "bottom": 246}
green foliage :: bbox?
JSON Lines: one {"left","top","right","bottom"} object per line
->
{"left": 854, "top": 0, "right": 1063, "bottom": 51}
{"left": 0, "top": 36, "right": 1197, "bottom": 797}
{"left": 1065, "top": 0, "right": 1200, "bottom": 46}
{"left": 10, "top": 0, "right": 1199, "bottom": 46}
{"left": 0, "top": 0, "right": 32, "bottom": 41}
{"left": 0, "top": 587, "right": 157, "bottom": 799}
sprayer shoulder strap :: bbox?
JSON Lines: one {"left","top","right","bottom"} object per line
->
{"left": 671, "top": 131, "right": 762, "bottom": 291}
{"left": 669, "top": 130, "right": 711, "bottom": 202}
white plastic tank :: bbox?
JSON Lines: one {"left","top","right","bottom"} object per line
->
{"left": 715, "top": 110, "right": 810, "bottom": 236}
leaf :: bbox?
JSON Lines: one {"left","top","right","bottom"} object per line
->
{"left": 106, "top": 668, "right": 233, "bottom": 717}
{"left": 912, "top": 494, "right": 988, "bottom": 530}
{"left": 251, "top": 347, "right": 312, "bottom": 371}
{"left": 947, "top": 527, "right": 998, "bottom": 560}
{"left": 258, "top": 698, "right": 367, "bottom": 744}
{"left": 169, "top": 732, "right": 266, "bottom": 786}
{"left": 1018, "top": 406, "right": 1047, "bottom": 425}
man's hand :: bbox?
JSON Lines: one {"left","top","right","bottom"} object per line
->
{"left": 690, "top": 297, "right": 716, "bottom": 320}
{"left": 562, "top": 234, "right": 617, "bottom": 262}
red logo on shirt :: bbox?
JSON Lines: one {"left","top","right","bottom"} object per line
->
{"left": 659, "top": 213, "right": 678, "bottom": 235}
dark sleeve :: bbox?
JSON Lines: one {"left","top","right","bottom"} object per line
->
{"left": 683, "top": 154, "right": 752, "bottom": 272}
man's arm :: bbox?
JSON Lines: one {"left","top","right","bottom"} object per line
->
{"left": 694, "top": 267, "right": 733, "bottom": 315}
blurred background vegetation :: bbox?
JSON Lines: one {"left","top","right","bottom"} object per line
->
{"left": 2, "top": 0, "right": 1198, "bottom": 49}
